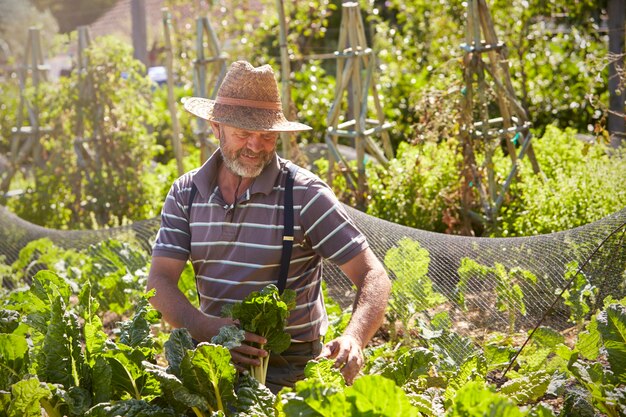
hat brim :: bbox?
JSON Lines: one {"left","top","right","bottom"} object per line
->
{"left": 182, "top": 97, "right": 312, "bottom": 132}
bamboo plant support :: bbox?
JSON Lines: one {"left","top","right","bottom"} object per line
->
{"left": 459, "top": 0, "right": 542, "bottom": 230}
{"left": 193, "top": 16, "right": 227, "bottom": 164}
{"left": 162, "top": 9, "right": 185, "bottom": 176}
{"left": 326, "top": 2, "right": 394, "bottom": 209}
{"left": 1, "top": 28, "right": 51, "bottom": 195}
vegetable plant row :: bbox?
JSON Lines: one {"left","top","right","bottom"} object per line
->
{"left": 0, "top": 238, "right": 624, "bottom": 416}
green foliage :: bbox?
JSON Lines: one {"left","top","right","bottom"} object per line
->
{"left": 384, "top": 238, "right": 447, "bottom": 341}
{"left": 499, "top": 126, "right": 626, "bottom": 236}
{"left": 447, "top": 381, "right": 528, "bottom": 416}
{"left": 8, "top": 36, "right": 161, "bottom": 229}
{"left": 561, "top": 261, "right": 598, "bottom": 329}
{"left": 456, "top": 258, "right": 537, "bottom": 334}
{"left": 366, "top": 141, "right": 463, "bottom": 232}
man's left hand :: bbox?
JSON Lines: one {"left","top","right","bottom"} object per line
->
{"left": 316, "top": 334, "right": 364, "bottom": 384}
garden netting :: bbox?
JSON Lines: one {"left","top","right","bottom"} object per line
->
{"left": 1, "top": 203, "right": 625, "bottom": 365}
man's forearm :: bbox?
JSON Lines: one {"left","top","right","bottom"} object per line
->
{"left": 342, "top": 266, "right": 391, "bottom": 347}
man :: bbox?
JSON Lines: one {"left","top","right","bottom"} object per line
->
{"left": 147, "top": 60, "right": 391, "bottom": 393}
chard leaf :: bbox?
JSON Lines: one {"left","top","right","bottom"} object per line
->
{"left": 180, "top": 343, "right": 236, "bottom": 413}
{"left": 484, "top": 343, "right": 515, "bottom": 370}
{"left": 576, "top": 316, "right": 601, "bottom": 360}
{"left": 304, "top": 358, "right": 345, "bottom": 388}
{"left": 447, "top": 381, "right": 526, "bottom": 416}
{"left": 596, "top": 303, "right": 626, "bottom": 382}
{"left": 444, "top": 354, "right": 487, "bottom": 404}
{"left": 233, "top": 373, "right": 276, "bottom": 416}
{"left": 106, "top": 347, "right": 161, "bottom": 401}
{"left": 211, "top": 325, "right": 245, "bottom": 350}
{"left": 380, "top": 347, "right": 436, "bottom": 386}
{"left": 499, "top": 370, "right": 552, "bottom": 404}
{"left": 346, "top": 375, "right": 419, "bottom": 417}
{"left": 143, "top": 361, "right": 210, "bottom": 413}
{"left": 37, "top": 296, "right": 84, "bottom": 389}
{"left": 84, "top": 399, "right": 176, "bottom": 417}
{"left": 0, "top": 310, "right": 20, "bottom": 334}
{"left": 7, "top": 376, "right": 52, "bottom": 417}
{"left": 63, "top": 385, "right": 92, "bottom": 416}
{"left": 0, "top": 333, "right": 29, "bottom": 390}
{"left": 531, "top": 326, "right": 564, "bottom": 349}
{"left": 164, "top": 328, "right": 195, "bottom": 376}
{"left": 282, "top": 378, "right": 349, "bottom": 417}
{"left": 92, "top": 356, "right": 113, "bottom": 404}
{"left": 117, "top": 292, "right": 160, "bottom": 349}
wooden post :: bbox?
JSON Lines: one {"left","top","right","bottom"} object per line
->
{"left": 276, "top": 0, "right": 292, "bottom": 159}
{"left": 193, "top": 17, "right": 227, "bottom": 164}
{"left": 163, "top": 9, "right": 185, "bottom": 175}
{"left": 608, "top": 0, "right": 625, "bottom": 148}
{"left": 131, "top": 0, "right": 148, "bottom": 67}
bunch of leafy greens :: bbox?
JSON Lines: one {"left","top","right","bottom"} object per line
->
{"left": 220, "top": 284, "right": 296, "bottom": 385}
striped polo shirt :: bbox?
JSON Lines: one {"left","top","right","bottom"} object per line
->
{"left": 152, "top": 150, "right": 368, "bottom": 342}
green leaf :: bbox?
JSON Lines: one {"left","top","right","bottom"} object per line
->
{"left": 596, "top": 303, "right": 626, "bottom": 382}
{"left": 447, "top": 381, "right": 526, "bottom": 417}
{"left": 527, "top": 403, "right": 557, "bottom": 417}
{"left": 0, "top": 334, "right": 29, "bottom": 390}
{"left": 380, "top": 347, "right": 436, "bottom": 386}
{"left": 233, "top": 373, "right": 276, "bottom": 416}
{"left": 37, "top": 296, "right": 84, "bottom": 389}
{"left": 531, "top": 327, "right": 564, "bottom": 349}
{"left": 7, "top": 376, "right": 52, "bottom": 417}
{"left": 180, "top": 343, "right": 236, "bottom": 413}
{"left": 211, "top": 325, "right": 245, "bottom": 350}
{"left": 444, "top": 354, "right": 487, "bottom": 403}
{"left": 164, "top": 328, "right": 195, "bottom": 376}
{"left": 222, "top": 283, "right": 296, "bottom": 385}
{"left": 345, "top": 375, "right": 419, "bottom": 417}
{"left": 143, "top": 361, "right": 210, "bottom": 413}
{"left": 576, "top": 315, "right": 601, "bottom": 360}
{"left": 282, "top": 378, "right": 349, "bottom": 417}
{"left": 117, "top": 293, "right": 161, "bottom": 349}
{"left": 484, "top": 343, "right": 515, "bottom": 370}
{"left": 106, "top": 346, "right": 160, "bottom": 401}
{"left": 499, "top": 371, "right": 552, "bottom": 404}
{"left": 84, "top": 399, "right": 176, "bottom": 417}
{"left": 92, "top": 356, "right": 113, "bottom": 404}
{"left": 303, "top": 358, "right": 345, "bottom": 388}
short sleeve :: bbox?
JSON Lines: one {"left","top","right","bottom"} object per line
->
{"left": 152, "top": 178, "right": 193, "bottom": 260}
{"left": 298, "top": 180, "right": 368, "bottom": 265}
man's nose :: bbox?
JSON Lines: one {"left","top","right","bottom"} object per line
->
{"left": 246, "top": 134, "right": 265, "bottom": 152}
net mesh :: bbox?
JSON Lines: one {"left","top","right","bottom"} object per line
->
{"left": 1, "top": 204, "right": 625, "bottom": 363}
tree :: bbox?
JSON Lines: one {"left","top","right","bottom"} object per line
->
{"left": 30, "top": 0, "right": 117, "bottom": 33}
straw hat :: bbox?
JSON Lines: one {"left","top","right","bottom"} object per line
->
{"left": 182, "top": 61, "right": 312, "bottom": 132}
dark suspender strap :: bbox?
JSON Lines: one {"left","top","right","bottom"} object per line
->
{"left": 187, "top": 180, "right": 201, "bottom": 313}
{"left": 187, "top": 181, "right": 198, "bottom": 218}
{"left": 277, "top": 163, "right": 298, "bottom": 294}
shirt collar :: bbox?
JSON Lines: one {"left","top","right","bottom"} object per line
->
{"left": 192, "top": 150, "right": 283, "bottom": 199}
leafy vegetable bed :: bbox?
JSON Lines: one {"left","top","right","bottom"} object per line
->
{"left": 0, "top": 238, "right": 624, "bottom": 416}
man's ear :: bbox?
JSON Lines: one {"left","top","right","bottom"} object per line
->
{"left": 210, "top": 122, "right": 221, "bottom": 138}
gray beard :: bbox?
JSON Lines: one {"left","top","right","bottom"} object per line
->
{"left": 221, "top": 149, "right": 273, "bottom": 178}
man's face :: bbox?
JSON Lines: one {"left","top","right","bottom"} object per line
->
{"left": 215, "top": 123, "right": 278, "bottom": 178}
